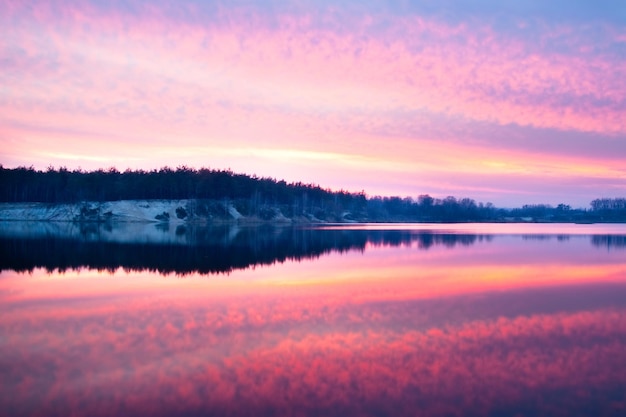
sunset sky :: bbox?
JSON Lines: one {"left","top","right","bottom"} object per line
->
{"left": 1, "top": 0, "right": 625, "bottom": 206}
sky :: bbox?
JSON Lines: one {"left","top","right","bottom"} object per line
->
{"left": 1, "top": 0, "right": 626, "bottom": 207}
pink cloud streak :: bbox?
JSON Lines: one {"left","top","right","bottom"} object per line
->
{"left": 3, "top": 2, "right": 624, "bottom": 131}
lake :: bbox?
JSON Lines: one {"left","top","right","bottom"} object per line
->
{"left": 1, "top": 222, "right": 626, "bottom": 416}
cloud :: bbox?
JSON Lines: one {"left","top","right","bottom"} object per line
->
{"left": 3, "top": 1, "right": 624, "bottom": 129}
{"left": 1, "top": 0, "right": 625, "bottom": 204}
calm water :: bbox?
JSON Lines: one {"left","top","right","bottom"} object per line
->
{"left": 1, "top": 222, "right": 626, "bottom": 417}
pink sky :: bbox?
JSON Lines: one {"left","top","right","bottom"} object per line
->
{"left": 1, "top": 0, "right": 625, "bottom": 206}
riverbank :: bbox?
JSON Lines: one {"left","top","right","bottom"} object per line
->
{"left": 0, "top": 200, "right": 330, "bottom": 224}
{"left": 1, "top": 200, "right": 624, "bottom": 224}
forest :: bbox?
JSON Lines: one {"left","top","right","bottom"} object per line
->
{"left": 1, "top": 165, "right": 625, "bottom": 223}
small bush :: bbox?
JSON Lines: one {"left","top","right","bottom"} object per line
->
{"left": 175, "top": 206, "right": 187, "bottom": 219}
{"left": 155, "top": 211, "right": 170, "bottom": 221}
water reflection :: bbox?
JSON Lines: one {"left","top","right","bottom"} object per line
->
{"left": 0, "top": 223, "right": 491, "bottom": 274}
{"left": 1, "top": 223, "right": 626, "bottom": 416}
{"left": 592, "top": 234, "right": 626, "bottom": 250}
{"left": 1, "top": 222, "right": 625, "bottom": 275}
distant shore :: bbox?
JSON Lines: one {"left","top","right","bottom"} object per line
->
{"left": 3, "top": 166, "right": 626, "bottom": 223}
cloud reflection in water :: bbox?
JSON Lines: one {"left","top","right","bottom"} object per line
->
{"left": 1, "top": 225, "right": 626, "bottom": 416}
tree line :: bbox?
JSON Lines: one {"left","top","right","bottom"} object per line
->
{"left": 1, "top": 165, "right": 625, "bottom": 222}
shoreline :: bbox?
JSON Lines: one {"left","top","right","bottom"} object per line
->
{"left": 0, "top": 200, "right": 624, "bottom": 224}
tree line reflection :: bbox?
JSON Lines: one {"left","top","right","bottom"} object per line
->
{"left": 1, "top": 224, "right": 624, "bottom": 275}
{"left": 592, "top": 235, "right": 626, "bottom": 250}
{"left": 1, "top": 225, "right": 489, "bottom": 275}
